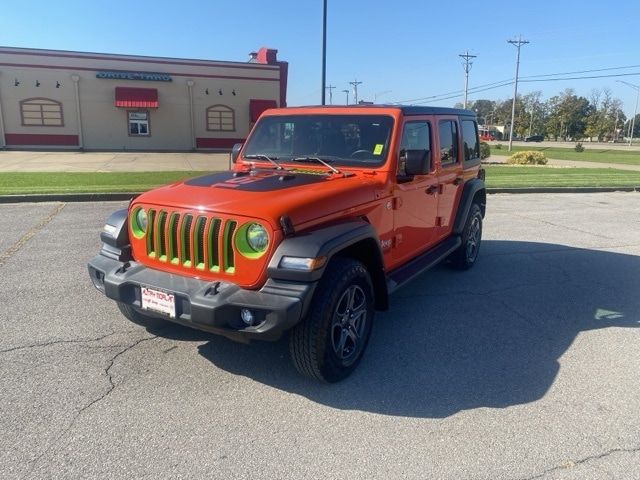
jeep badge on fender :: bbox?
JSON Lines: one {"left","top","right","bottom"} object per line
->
{"left": 88, "top": 105, "right": 486, "bottom": 382}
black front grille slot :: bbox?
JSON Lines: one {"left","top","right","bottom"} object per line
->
{"left": 193, "top": 216, "right": 206, "bottom": 270}
{"left": 146, "top": 209, "right": 156, "bottom": 257}
{"left": 181, "top": 214, "right": 193, "bottom": 266}
{"left": 156, "top": 211, "right": 167, "bottom": 260}
{"left": 168, "top": 213, "right": 179, "bottom": 264}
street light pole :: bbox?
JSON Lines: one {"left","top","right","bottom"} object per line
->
{"left": 507, "top": 36, "right": 529, "bottom": 151}
{"left": 321, "top": 0, "right": 327, "bottom": 105}
{"left": 342, "top": 89, "right": 350, "bottom": 105}
{"left": 617, "top": 80, "right": 640, "bottom": 146}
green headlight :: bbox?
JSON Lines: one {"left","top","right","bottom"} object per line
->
{"left": 131, "top": 207, "right": 147, "bottom": 238}
{"left": 246, "top": 223, "right": 268, "bottom": 252}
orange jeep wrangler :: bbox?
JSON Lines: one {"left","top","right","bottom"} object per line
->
{"left": 88, "top": 105, "right": 486, "bottom": 382}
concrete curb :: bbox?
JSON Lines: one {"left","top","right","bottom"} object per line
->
{"left": 0, "top": 187, "right": 638, "bottom": 203}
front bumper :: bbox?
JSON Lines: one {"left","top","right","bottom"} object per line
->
{"left": 88, "top": 253, "right": 316, "bottom": 341}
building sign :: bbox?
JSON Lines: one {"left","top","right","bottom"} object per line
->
{"left": 96, "top": 71, "right": 172, "bottom": 82}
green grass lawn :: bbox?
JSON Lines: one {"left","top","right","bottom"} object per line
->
{"left": 490, "top": 145, "right": 640, "bottom": 166}
{"left": 0, "top": 167, "right": 639, "bottom": 194}
{"left": 0, "top": 171, "right": 210, "bottom": 195}
{"left": 484, "top": 165, "right": 640, "bottom": 188}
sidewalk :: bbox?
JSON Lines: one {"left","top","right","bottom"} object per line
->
{"left": 0, "top": 150, "right": 232, "bottom": 172}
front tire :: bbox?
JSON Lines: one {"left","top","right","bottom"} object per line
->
{"left": 289, "top": 258, "right": 374, "bottom": 382}
{"left": 449, "top": 203, "right": 483, "bottom": 270}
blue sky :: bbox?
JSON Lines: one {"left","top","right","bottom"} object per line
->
{"left": 2, "top": 0, "right": 640, "bottom": 117}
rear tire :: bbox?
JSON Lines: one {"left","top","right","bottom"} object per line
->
{"left": 289, "top": 258, "right": 374, "bottom": 382}
{"left": 449, "top": 203, "right": 483, "bottom": 270}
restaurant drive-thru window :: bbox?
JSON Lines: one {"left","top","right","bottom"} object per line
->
{"left": 128, "top": 111, "right": 150, "bottom": 136}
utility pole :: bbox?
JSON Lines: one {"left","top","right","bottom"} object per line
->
{"left": 342, "top": 89, "right": 350, "bottom": 105}
{"left": 459, "top": 51, "right": 476, "bottom": 109}
{"left": 321, "top": 0, "right": 327, "bottom": 105}
{"left": 325, "top": 84, "right": 335, "bottom": 105}
{"left": 349, "top": 79, "right": 363, "bottom": 104}
{"left": 507, "top": 36, "right": 529, "bottom": 151}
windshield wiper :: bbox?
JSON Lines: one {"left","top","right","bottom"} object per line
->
{"left": 293, "top": 156, "right": 341, "bottom": 175}
{"left": 243, "top": 154, "right": 285, "bottom": 170}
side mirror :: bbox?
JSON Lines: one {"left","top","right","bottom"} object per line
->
{"left": 231, "top": 143, "right": 243, "bottom": 163}
{"left": 403, "top": 149, "right": 431, "bottom": 176}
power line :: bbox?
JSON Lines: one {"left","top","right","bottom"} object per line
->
{"left": 521, "top": 71, "right": 640, "bottom": 82}
{"left": 521, "top": 64, "right": 640, "bottom": 80}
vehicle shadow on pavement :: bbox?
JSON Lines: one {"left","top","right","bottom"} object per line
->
{"left": 191, "top": 240, "right": 640, "bottom": 418}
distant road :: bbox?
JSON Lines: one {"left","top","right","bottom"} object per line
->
{"left": 491, "top": 140, "right": 640, "bottom": 151}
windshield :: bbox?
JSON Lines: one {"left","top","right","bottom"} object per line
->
{"left": 243, "top": 114, "right": 394, "bottom": 167}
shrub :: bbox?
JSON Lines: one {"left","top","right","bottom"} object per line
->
{"left": 479, "top": 141, "right": 491, "bottom": 160}
{"left": 507, "top": 151, "right": 548, "bottom": 165}
{"left": 494, "top": 143, "right": 502, "bottom": 150}
{"left": 574, "top": 142, "right": 585, "bottom": 152}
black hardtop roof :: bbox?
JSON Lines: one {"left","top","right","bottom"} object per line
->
{"left": 289, "top": 104, "right": 475, "bottom": 117}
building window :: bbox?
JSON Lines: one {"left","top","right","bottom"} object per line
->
{"left": 128, "top": 111, "right": 150, "bottom": 136}
{"left": 207, "top": 105, "right": 235, "bottom": 131}
{"left": 20, "top": 98, "right": 64, "bottom": 127}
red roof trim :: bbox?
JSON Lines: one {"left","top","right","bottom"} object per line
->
{"left": 115, "top": 87, "right": 158, "bottom": 108}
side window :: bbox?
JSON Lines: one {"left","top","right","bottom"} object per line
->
{"left": 461, "top": 120, "right": 480, "bottom": 162}
{"left": 399, "top": 121, "right": 431, "bottom": 175}
{"left": 438, "top": 120, "right": 459, "bottom": 165}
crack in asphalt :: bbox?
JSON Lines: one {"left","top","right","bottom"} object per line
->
{"left": 0, "top": 330, "right": 137, "bottom": 354}
{"left": 0, "top": 202, "right": 65, "bottom": 268}
{"left": 515, "top": 444, "right": 640, "bottom": 480}
{"left": 25, "top": 334, "right": 158, "bottom": 476}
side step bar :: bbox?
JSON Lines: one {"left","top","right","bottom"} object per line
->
{"left": 386, "top": 236, "right": 461, "bottom": 294}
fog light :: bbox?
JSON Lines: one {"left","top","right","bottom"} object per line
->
{"left": 240, "top": 308, "right": 255, "bottom": 326}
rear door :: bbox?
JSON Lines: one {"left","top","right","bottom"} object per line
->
{"left": 435, "top": 117, "right": 464, "bottom": 240}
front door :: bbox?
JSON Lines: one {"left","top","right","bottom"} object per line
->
{"left": 391, "top": 119, "right": 439, "bottom": 267}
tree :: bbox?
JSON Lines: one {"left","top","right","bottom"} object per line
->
{"left": 544, "top": 89, "right": 591, "bottom": 141}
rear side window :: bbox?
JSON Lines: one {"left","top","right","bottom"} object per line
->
{"left": 438, "top": 120, "right": 459, "bottom": 165}
{"left": 461, "top": 120, "right": 480, "bottom": 162}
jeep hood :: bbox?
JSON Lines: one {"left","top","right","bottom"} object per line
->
{"left": 134, "top": 170, "right": 383, "bottom": 228}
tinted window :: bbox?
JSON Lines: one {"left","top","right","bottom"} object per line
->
{"left": 438, "top": 120, "right": 459, "bottom": 165}
{"left": 461, "top": 120, "right": 480, "bottom": 161}
{"left": 244, "top": 114, "right": 394, "bottom": 167}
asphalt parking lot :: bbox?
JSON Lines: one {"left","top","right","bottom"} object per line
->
{"left": 1, "top": 193, "right": 639, "bottom": 479}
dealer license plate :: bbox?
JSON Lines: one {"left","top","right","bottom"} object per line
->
{"left": 141, "top": 286, "right": 176, "bottom": 318}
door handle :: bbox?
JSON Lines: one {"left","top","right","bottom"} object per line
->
{"left": 453, "top": 177, "right": 463, "bottom": 186}
{"left": 426, "top": 185, "right": 438, "bottom": 195}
